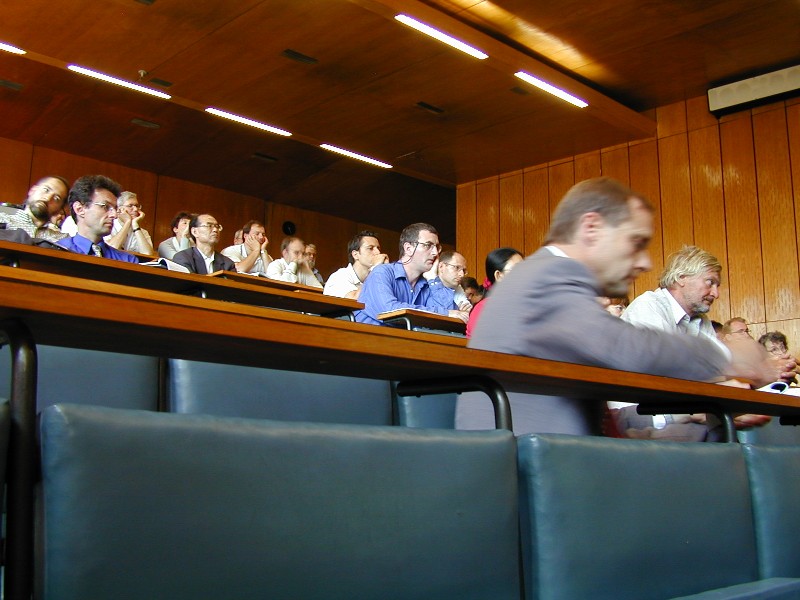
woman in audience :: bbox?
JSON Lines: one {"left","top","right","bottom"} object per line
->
{"left": 466, "top": 247, "right": 523, "bottom": 338}
{"left": 462, "top": 276, "right": 485, "bottom": 306}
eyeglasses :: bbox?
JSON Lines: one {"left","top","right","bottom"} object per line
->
{"left": 442, "top": 262, "right": 467, "bottom": 274}
{"left": 415, "top": 241, "right": 442, "bottom": 253}
{"left": 196, "top": 223, "right": 223, "bottom": 231}
{"left": 89, "top": 202, "right": 118, "bottom": 213}
{"left": 121, "top": 204, "right": 141, "bottom": 211}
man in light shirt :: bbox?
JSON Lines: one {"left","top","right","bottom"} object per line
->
{"left": 323, "top": 230, "right": 389, "bottom": 299}
{"left": 221, "top": 220, "right": 273, "bottom": 275}
{"left": 104, "top": 191, "right": 155, "bottom": 256}
{"left": 266, "top": 236, "right": 322, "bottom": 288}
{"left": 0, "top": 175, "right": 69, "bottom": 242}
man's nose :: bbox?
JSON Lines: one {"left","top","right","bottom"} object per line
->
{"left": 636, "top": 251, "right": 652, "bottom": 272}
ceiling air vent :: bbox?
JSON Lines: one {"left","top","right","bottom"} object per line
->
{"left": 281, "top": 49, "right": 318, "bottom": 65}
{"left": 0, "top": 79, "right": 23, "bottom": 91}
{"left": 252, "top": 152, "right": 278, "bottom": 163}
{"left": 416, "top": 101, "right": 445, "bottom": 115}
{"left": 149, "top": 78, "right": 172, "bottom": 87}
{"left": 131, "top": 118, "right": 160, "bottom": 129}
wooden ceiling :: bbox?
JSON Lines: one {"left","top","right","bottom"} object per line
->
{"left": 0, "top": 0, "right": 797, "bottom": 241}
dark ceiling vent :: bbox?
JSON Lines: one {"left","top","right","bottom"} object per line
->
{"left": 135, "top": 0, "right": 156, "bottom": 5}
{"left": 131, "top": 118, "right": 160, "bottom": 129}
{"left": 252, "top": 152, "right": 278, "bottom": 163}
{"left": 149, "top": 78, "right": 172, "bottom": 87}
{"left": 281, "top": 49, "right": 318, "bottom": 65}
{"left": 510, "top": 86, "right": 531, "bottom": 96}
{"left": 0, "top": 79, "right": 23, "bottom": 92}
{"left": 416, "top": 101, "right": 445, "bottom": 115}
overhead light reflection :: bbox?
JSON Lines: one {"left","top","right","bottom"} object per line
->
{"left": 395, "top": 14, "right": 488, "bottom": 60}
{"left": 514, "top": 71, "right": 588, "bottom": 108}
{"left": 320, "top": 144, "right": 392, "bottom": 169}
{"left": 67, "top": 65, "right": 171, "bottom": 99}
{"left": 205, "top": 108, "right": 292, "bottom": 136}
{"left": 0, "top": 42, "right": 26, "bottom": 55}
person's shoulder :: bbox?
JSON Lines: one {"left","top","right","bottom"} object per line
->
{"left": 173, "top": 247, "right": 194, "bottom": 260}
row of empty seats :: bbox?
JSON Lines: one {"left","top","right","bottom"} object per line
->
{"left": 31, "top": 403, "right": 800, "bottom": 599}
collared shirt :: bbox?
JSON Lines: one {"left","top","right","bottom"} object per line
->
{"left": 196, "top": 248, "right": 216, "bottom": 275}
{"left": 157, "top": 236, "right": 192, "bottom": 260}
{"left": 220, "top": 243, "right": 273, "bottom": 275}
{"left": 323, "top": 263, "right": 363, "bottom": 298}
{"left": 354, "top": 261, "right": 447, "bottom": 325}
{"left": 57, "top": 234, "right": 139, "bottom": 263}
{"left": 105, "top": 219, "right": 153, "bottom": 254}
{"left": 0, "top": 208, "right": 68, "bottom": 242}
{"left": 622, "top": 287, "right": 720, "bottom": 343}
{"left": 427, "top": 276, "right": 457, "bottom": 310}
{"left": 266, "top": 258, "right": 323, "bottom": 288}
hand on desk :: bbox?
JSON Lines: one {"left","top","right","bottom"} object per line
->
{"left": 448, "top": 309, "right": 469, "bottom": 323}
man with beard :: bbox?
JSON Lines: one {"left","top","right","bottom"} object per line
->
{"left": 0, "top": 176, "right": 69, "bottom": 242}
{"left": 456, "top": 178, "right": 779, "bottom": 436}
{"left": 354, "top": 222, "right": 468, "bottom": 325}
{"left": 57, "top": 175, "right": 138, "bottom": 263}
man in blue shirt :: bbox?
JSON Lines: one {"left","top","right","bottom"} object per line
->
{"left": 57, "top": 175, "right": 138, "bottom": 263}
{"left": 354, "top": 222, "right": 469, "bottom": 326}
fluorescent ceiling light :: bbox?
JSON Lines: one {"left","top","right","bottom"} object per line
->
{"left": 320, "top": 144, "right": 392, "bottom": 169}
{"left": 395, "top": 14, "right": 488, "bottom": 60}
{"left": 514, "top": 71, "right": 588, "bottom": 108}
{"left": 205, "top": 108, "right": 292, "bottom": 136}
{"left": 0, "top": 42, "right": 26, "bottom": 55}
{"left": 67, "top": 65, "right": 171, "bottom": 99}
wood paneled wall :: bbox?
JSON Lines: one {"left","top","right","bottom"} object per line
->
{"left": 0, "top": 137, "right": 400, "bottom": 280}
{"left": 457, "top": 96, "right": 800, "bottom": 346}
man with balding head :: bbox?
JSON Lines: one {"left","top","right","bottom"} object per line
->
{"left": 266, "top": 236, "right": 322, "bottom": 288}
{"left": 427, "top": 250, "right": 471, "bottom": 312}
{"left": 0, "top": 175, "right": 70, "bottom": 242}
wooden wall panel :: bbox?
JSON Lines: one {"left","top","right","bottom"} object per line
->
{"left": 688, "top": 125, "right": 729, "bottom": 321}
{"left": 456, "top": 183, "right": 477, "bottom": 277}
{"left": 657, "top": 133, "right": 693, "bottom": 257}
{"left": 499, "top": 172, "right": 524, "bottom": 258}
{"left": 753, "top": 107, "right": 800, "bottom": 322}
{"left": 628, "top": 139, "right": 663, "bottom": 298}
{"left": 720, "top": 115, "right": 765, "bottom": 323}
{"left": 0, "top": 137, "right": 34, "bottom": 204}
{"left": 475, "top": 178, "right": 500, "bottom": 283}
{"left": 456, "top": 95, "right": 800, "bottom": 343}
{"left": 522, "top": 167, "right": 549, "bottom": 257}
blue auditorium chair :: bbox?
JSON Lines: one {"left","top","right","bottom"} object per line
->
{"left": 39, "top": 404, "right": 521, "bottom": 600}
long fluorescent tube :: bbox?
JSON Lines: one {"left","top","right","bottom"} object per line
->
{"left": 395, "top": 14, "right": 488, "bottom": 60}
{"left": 514, "top": 71, "right": 588, "bottom": 108}
{"left": 0, "top": 42, "right": 26, "bottom": 55}
{"left": 320, "top": 144, "right": 392, "bottom": 169}
{"left": 67, "top": 65, "right": 171, "bottom": 99}
{"left": 205, "top": 108, "right": 292, "bottom": 136}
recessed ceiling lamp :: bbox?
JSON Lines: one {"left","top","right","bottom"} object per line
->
{"left": 67, "top": 65, "right": 171, "bottom": 99}
{"left": 394, "top": 14, "right": 488, "bottom": 60}
{"left": 0, "top": 42, "right": 26, "bottom": 55}
{"left": 514, "top": 71, "right": 588, "bottom": 108}
{"left": 320, "top": 144, "right": 392, "bottom": 169}
{"left": 205, "top": 108, "right": 292, "bottom": 137}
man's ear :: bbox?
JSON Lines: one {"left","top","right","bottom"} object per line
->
{"left": 72, "top": 201, "right": 84, "bottom": 221}
{"left": 577, "top": 212, "right": 604, "bottom": 244}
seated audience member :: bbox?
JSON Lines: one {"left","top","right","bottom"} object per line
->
{"left": 712, "top": 320, "right": 724, "bottom": 339}
{"left": 0, "top": 175, "right": 69, "bottom": 242}
{"left": 461, "top": 276, "right": 484, "bottom": 307}
{"left": 760, "top": 331, "right": 789, "bottom": 356}
{"left": 57, "top": 175, "right": 138, "bottom": 263}
{"left": 354, "top": 223, "right": 468, "bottom": 325}
{"left": 723, "top": 317, "right": 797, "bottom": 384}
{"left": 304, "top": 243, "right": 324, "bottom": 285}
{"left": 465, "top": 248, "right": 523, "bottom": 338}
{"left": 323, "top": 230, "right": 389, "bottom": 299}
{"left": 427, "top": 251, "right": 471, "bottom": 312}
{"left": 456, "top": 177, "right": 780, "bottom": 436}
{"left": 266, "top": 236, "right": 322, "bottom": 288}
{"left": 105, "top": 191, "right": 155, "bottom": 256}
{"left": 233, "top": 229, "right": 244, "bottom": 246}
{"left": 721, "top": 317, "right": 751, "bottom": 340}
{"left": 221, "top": 220, "right": 273, "bottom": 275}
{"left": 617, "top": 246, "right": 769, "bottom": 441}
{"left": 172, "top": 214, "right": 235, "bottom": 274}
{"left": 158, "top": 211, "right": 193, "bottom": 260}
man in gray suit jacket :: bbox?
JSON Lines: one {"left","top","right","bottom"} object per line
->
{"left": 172, "top": 214, "right": 236, "bottom": 275}
{"left": 456, "top": 177, "right": 779, "bottom": 436}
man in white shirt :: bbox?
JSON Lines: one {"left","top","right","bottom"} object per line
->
{"left": 323, "top": 231, "right": 389, "bottom": 299}
{"left": 157, "top": 211, "right": 193, "bottom": 260}
{"left": 266, "top": 236, "right": 322, "bottom": 288}
{"left": 221, "top": 220, "right": 273, "bottom": 275}
{"left": 104, "top": 191, "right": 155, "bottom": 256}
{"left": 304, "top": 243, "right": 325, "bottom": 286}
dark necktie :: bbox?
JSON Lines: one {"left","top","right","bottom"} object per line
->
{"left": 91, "top": 243, "right": 103, "bottom": 257}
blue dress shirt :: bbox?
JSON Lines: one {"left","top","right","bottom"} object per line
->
{"left": 354, "top": 262, "right": 447, "bottom": 325}
{"left": 427, "top": 276, "right": 458, "bottom": 311}
{"left": 57, "top": 234, "right": 139, "bottom": 263}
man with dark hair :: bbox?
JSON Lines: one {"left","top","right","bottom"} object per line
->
{"left": 266, "top": 236, "right": 322, "bottom": 287}
{"left": 456, "top": 177, "right": 780, "bottom": 436}
{"left": 172, "top": 214, "right": 236, "bottom": 274}
{"left": 0, "top": 175, "right": 70, "bottom": 242}
{"left": 158, "top": 211, "right": 193, "bottom": 260}
{"left": 221, "top": 220, "right": 273, "bottom": 275}
{"left": 57, "top": 175, "right": 138, "bottom": 263}
{"left": 354, "top": 222, "right": 468, "bottom": 325}
{"left": 323, "top": 230, "right": 388, "bottom": 299}
{"left": 427, "top": 250, "right": 471, "bottom": 312}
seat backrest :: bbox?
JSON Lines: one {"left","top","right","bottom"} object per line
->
{"left": 0, "top": 399, "right": 9, "bottom": 507}
{"left": 737, "top": 419, "right": 800, "bottom": 445}
{"left": 167, "top": 358, "right": 392, "bottom": 425}
{"left": 741, "top": 444, "right": 800, "bottom": 578}
{"left": 394, "top": 390, "right": 457, "bottom": 428}
{"left": 40, "top": 404, "right": 520, "bottom": 600}
{"left": 0, "top": 344, "right": 160, "bottom": 412}
{"left": 517, "top": 434, "right": 759, "bottom": 600}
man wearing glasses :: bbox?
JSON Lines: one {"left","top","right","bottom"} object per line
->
{"left": 354, "top": 222, "right": 469, "bottom": 326}
{"left": 104, "top": 191, "right": 155, "bottom": 257}
{"left": 427, "top": 251, "right": 472, "bottom": 313}
{"left": 57, "top": 175, "right": 138, "bottom": 263}
{"left": 172, "top": 214, "right": 236, "bottom": 274}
